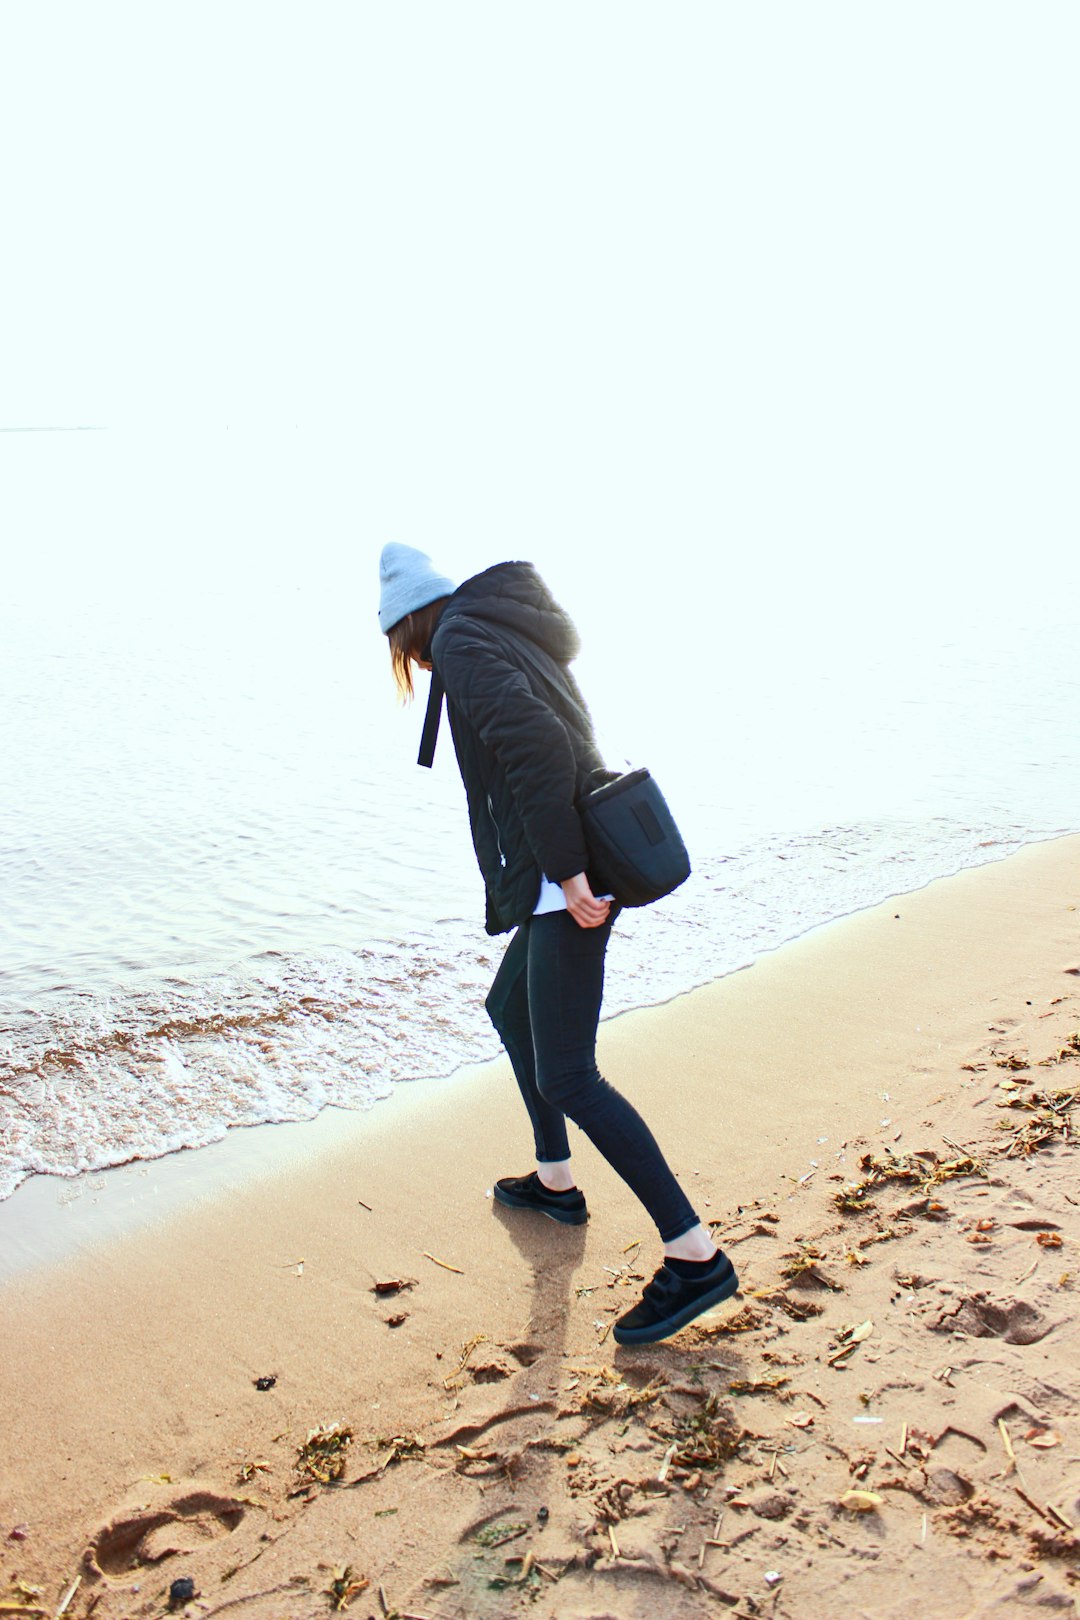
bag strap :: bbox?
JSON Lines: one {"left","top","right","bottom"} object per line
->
{"left": 417, "top": 669, "right": 445, "bottom": 768}
{"left": 416, "top": 632, "right": 591, "bottom": 769}
{"left": 498, "top": 630, "right": 592, "bottom": 735}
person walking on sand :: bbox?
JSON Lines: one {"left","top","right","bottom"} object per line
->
{"left": 377, "top": 542, "right": 738, "bottom": 1345}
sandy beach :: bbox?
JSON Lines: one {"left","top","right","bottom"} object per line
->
{"left": 2, "top": 834, "right": 1079, "bottom": 1620}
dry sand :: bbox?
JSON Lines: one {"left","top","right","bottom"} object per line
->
{"left": 2, "top": 834, "right": 1079, "bottom": 1620}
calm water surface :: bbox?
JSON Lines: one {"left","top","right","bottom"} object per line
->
{"left": 1, "top": 438, "right": 1077, "bottom": 1201}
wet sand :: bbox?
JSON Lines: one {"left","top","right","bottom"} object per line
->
{"left": 2, "top": 835, "right": 1078, "bottom": 1619}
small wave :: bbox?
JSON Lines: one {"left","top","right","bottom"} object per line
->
{"left": 0, "top": 817, "right": 1069, "bottom": 1200}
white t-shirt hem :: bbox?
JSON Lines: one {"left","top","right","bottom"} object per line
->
{"left": 533, "top": 874, "right": 614, "bottom": 916}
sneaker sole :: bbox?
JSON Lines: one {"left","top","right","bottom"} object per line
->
{"left": 611, "top": 1266, "right": 740, "bottom": 1345}
{"left": 492, "top": 1185, "right": 589, "bottom": 1226}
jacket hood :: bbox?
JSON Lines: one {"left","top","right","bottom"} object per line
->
{"left": 438, "top": 561, "right": 581, "bottom": 663}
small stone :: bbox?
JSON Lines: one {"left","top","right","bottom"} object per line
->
{"left": 747, "top": 1489, "right": 794, "bottom": 1521}
{"left": 168, "top": 1576, "right": 196, "bottom": 1609}
{"left": 765, "top": 1570, "right": 783, "bottom": 1587}
{"left": 253, "top": 1375, "right": 277, "bottom": 1392}
{"left": 537, "top": 1506, "right": 549, "bottom": 1521}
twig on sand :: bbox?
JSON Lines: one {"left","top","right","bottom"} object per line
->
{"left": 657, "top": 1441, "right": 679, "bottom": 1484}
{"left": 55, "top": 1577, "right": 80, "bottom": 1619}
{"left": 942, "top": 1134, "right": 971, "bottom": 1156}
{"left": 1014, "top": 1487, "right": 1054, "bottom": 1524}
{"left": 423, "top": 1252, "right": 464, "bottom": 1274}
{"left": 358, "top": 1198, "right": 373, "bottom": 1212}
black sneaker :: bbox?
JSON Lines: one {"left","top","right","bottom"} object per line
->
{"left": 612, "top": 1251, "right": 739, "bottom": 1345}
{"left": 493, "top": 1171, "right": 588, "bottom": 1226}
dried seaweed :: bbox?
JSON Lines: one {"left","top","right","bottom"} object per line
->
{"left": 833, "top": 1151, "right": 984, "bottom": 1218}
{"left": 474, "top": 1519, "right": 529, "bottom": 1548}
{"left": 780, "top": 1245, "right": 824, "bottom": 1279}
{"left": 373, "top": 1434, "right": 425, "bottom": 1471}
{"left": 668, "top": 1392, "right": 747, "bottom": 1470}
{"left": 832, "top": 1180, "right": 874, "bottom": 1213}
{"left": 1038, "top": 1033, "right": 1080, "bottom": 1066}
{"left": 442, "top": 1333, "right": 488, "bottom": 1389}
{"left": 324, "top": 1566, "right": 369, "bottom": 1611}
{"left": 297, "top": 1425, "right": 353, "bottom": 1485}
{"left": 994, "top": 1088, "right": 1076, "bottom": 1157}
{"left": 779, "top": 1248, "right": 842, "bottom": 1291}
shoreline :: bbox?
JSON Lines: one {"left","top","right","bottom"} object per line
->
{"left": 2, "top": 828, "right": 1076, "bottom": 1284}
{"left": 2, "top": 834, "right": 1079, "bottom": 1617}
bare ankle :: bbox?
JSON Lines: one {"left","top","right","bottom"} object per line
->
{"left": 663, "top": 1224, "right": 717, "bottom": 1263}
{"left": 536, "top": 1160, "right": 575, "bottom": 1193}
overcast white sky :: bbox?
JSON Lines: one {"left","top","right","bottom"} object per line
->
{"left": 2, "top": 3, "right": 1077, "bottom": 640}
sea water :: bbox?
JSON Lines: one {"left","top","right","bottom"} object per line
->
{"left": 1, "top": 432, "right": 1078, "bottom": 1202}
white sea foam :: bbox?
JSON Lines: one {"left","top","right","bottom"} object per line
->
{"left": 0, "top": 816, "right": 1066, "bottom": 1201}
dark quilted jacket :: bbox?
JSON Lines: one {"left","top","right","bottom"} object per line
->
{"left": 430, "top": 562, "right": 606, "bottom": 935}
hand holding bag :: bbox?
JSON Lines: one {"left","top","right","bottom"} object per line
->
{"left": 417, "top": 630, "right": 692, "bottom": 908}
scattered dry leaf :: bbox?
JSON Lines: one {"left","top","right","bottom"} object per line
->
{"left": 1025, "top": 1429, "right": 1062, "bottom": 1450}
{"left": 840, "top": 1490, "right": 883, "bottom": 1512}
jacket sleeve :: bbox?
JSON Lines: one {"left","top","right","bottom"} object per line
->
{"left": 434, "top": 622, "right": 589, "bottom": 884}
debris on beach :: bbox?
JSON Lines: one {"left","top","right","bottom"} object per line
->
{"left": 296, "top": 1425, "right": 353, "bottom": 1486}
{"left": 324, "top": 1564, "right": 368, "bottom": 1611}
{"left": 473, "top": 1518, "right": 528, "bottom": 1549}
{"left": 423, "top": 1251, "right": 465, "bottom": 1274}
{"left": 728, "top": 1374, "right": 790, "bottom": 1397}
{"left": 827, "top": 1319, "right": 874, "bottom": 1367}
{"left": 253, "top": 1374, "right": 277, "bottom": 1391}
{"left": 779, "top": 1247, "right": 841, "bottom": 1291}
{"left": 372, "top": 1277, "right": 416, "bottom": 1295}
{"left": 167, "top": 1576, "right": 196, "bottom": 1609}
{"left": 839, "top": 1489, "right": 883, "bottom": 1513}
{"left": 442, "top": 1333, "right": 488, "bottom": 1389}
{"left": 373, "top": 1433, "right": 425, "bottom": 1471}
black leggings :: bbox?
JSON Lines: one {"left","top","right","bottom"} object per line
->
{"left": 484, "top": 908, "right": 700, "bottom": 1243}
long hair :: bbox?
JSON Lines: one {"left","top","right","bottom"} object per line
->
{"left": 387, "top": 598, "right": 450, "bottom": 702}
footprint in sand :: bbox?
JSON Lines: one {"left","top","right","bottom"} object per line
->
{"left": 932, "top": 1294, "right": 1054, "bottom": 1346}
{"left": 86, "top": 1488, "right": 249, "bottom": 1579}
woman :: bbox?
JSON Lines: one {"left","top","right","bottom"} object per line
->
{"left": 378, "top": 542, "right": 738, "bottom": 1345}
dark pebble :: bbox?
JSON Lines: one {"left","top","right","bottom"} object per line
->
{"left": 537, "top": 1506, "right": 549, "bottom": 1522}
{"left": 254, "top": 1375, "right": 277, "bottom": 1391}
{"left": 168, "top": 1576, "right": 196, "bottom": 1608}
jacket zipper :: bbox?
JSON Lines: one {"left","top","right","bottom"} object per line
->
{"left": 486, "top": 793, "right": 507, "bottom": 868}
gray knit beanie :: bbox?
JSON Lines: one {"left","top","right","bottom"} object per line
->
{"left": 377, "top": 542, "right": 457, "bottom": 634}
